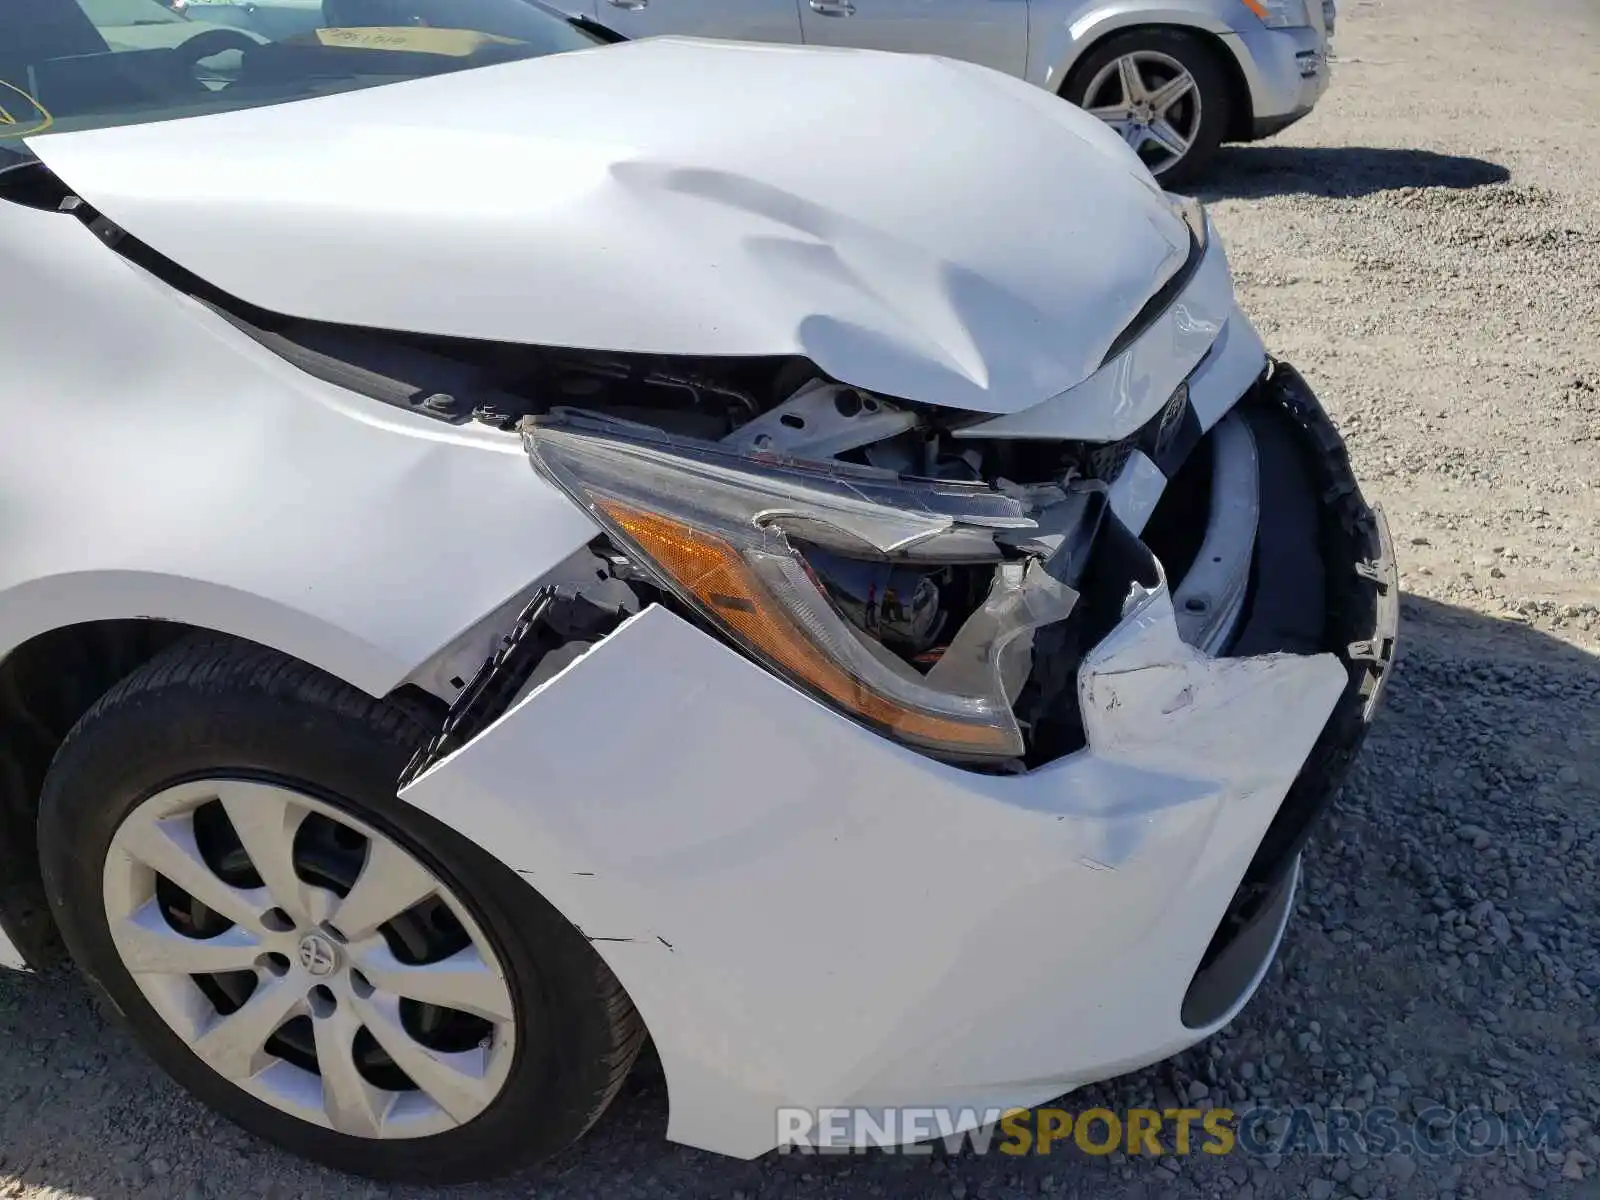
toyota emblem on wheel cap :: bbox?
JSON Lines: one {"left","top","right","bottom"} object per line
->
{"left": 297, "top": 934, "right": 339, "bottom": 978}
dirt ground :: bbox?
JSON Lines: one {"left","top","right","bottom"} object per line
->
{"left": 0, "top": 0, "right": 1596, "bottom": 1196}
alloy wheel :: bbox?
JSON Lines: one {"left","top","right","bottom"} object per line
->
{"left": 1082, "top": 50, "right": 1203, "bottom": 177}
{"left": 100, "top": 779, "right": 517, "bottom": 1139}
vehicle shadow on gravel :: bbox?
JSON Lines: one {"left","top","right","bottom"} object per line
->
{"left": 0, "top": 596, "right": 1594, "bottom": 1199}
{"left": 1198, "top": 146, "right": 1511, "bottom": 200}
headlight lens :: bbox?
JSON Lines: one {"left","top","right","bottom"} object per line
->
{"left": 523, "top": 413, "right": 1077, "bottom": 762}
{"left": 1242, "top": 0, "right": 1311, "bottom": 28}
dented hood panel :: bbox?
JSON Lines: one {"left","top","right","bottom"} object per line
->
{"left": 27, "top": 37, "right": 1190, "bottom": 416}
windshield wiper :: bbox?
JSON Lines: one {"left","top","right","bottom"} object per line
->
{"left": 564, "top": 13, "right": 625, "bottom": 42}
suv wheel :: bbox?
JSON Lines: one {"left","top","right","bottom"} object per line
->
{"left": 1066, "top": 29, "right": 1233, "bottom": 185}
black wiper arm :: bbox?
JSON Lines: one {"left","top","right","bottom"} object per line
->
{"left": 565, "top": 13, "right": 626, "bottom": 42}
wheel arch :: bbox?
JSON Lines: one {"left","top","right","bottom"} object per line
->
{"left": 0, "top": 572, "right": 418, "bottom": 703}
{"left": 0, "top": 617, "right": 198, "bottom": 968}
{"left": 1049, "top": 16, "right": 1255, "bottom": 142}
{"left": 0, "top": 578, "right": 456, "bottom": 970}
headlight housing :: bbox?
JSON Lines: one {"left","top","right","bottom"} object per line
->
{"left": 524, "top": 412, "right": 1078, "bottom": 762}
{"left": 1242, "top": 0, "right": 1312, "bottom": 28}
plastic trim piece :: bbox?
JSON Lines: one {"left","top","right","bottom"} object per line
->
{"left": 1181, "top": 854, "right": 1298, "bottom": 1028}
{"left": 1172, "top": 412, "right": 1259, "bottom": 653}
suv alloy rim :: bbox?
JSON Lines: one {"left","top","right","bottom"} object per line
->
{"left": 1083, "top": 50, "right": 1204, "bottom": 176}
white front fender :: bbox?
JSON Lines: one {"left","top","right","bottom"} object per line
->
{"left": 0, "top": 200, "right": 596, "bottom": 695}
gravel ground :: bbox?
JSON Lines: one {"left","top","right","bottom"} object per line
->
{"left": 2, "top": 0, "right": 1597, "bottom": 1196}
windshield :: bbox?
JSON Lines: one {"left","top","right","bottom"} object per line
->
{"left": 0, "top": 0, "right": 604, "bottom": 161}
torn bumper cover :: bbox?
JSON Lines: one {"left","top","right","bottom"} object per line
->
{"left": 399, "top": 362, "right": 1397, "bottom": 1159}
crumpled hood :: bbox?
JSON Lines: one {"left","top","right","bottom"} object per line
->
{"left": 28, "top": 36, "right": 1191, "bottom": 415}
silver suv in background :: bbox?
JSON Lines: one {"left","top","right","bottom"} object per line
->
{"left": 579, "top": 0, "right": 1335, "bottom": 183}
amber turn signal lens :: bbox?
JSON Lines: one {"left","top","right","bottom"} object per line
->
{"left": 597, "top": 500, "right": 1016, "bottom": 757}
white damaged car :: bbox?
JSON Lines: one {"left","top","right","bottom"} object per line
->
{"left": 0, "top": 0, "right": 1396, "bottom": 1183}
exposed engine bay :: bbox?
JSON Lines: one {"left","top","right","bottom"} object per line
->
{"left": 5, "top": 170, "right": 1353, "bottom": 781}
{"left": 0, "top": 164, "right": 1221, "bottom": 775}
{"left": 264, "top": 316, "right": 1265, "bottom": 783}
{"left": 0, "top": 159, "right": 1232, "bottom": 778}
{"left": 12, "top": 216, "right": 1180, "bottom": 773}
{"left": 241, "top": 311, "right": 1234, "bottom": 774}
{"left": 215, "top": 304, "right": 1184, "bottom": 491}
{"left": 101, "top": 238, "right": 1353, "bottom": 790}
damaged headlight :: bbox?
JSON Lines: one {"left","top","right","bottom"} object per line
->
{"left": 1242, "top": 0, "right": 1312, "bottom": 27}
{"left": 524, "top": 413, "right": 1078, "bottom": 762}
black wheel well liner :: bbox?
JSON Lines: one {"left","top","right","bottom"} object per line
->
{"left": 0, "top": 620, "right": 443, "bottom": 968}
{"left": 1060, "top": 22, "right": 1255, "bottom": 143}
{"left": 0, "top": 620, "right": 201, "bottom": 966}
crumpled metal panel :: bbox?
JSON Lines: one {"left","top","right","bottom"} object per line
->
{"left": 27, "top": 37, "right": 1189, "bottom": 428}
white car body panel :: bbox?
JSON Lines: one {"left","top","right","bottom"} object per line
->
{"left": 1185, "top": 303, "right": 1269, "bottom": 432}
{"left": 0, "top": 14, "right": 1373, "bottom": 1165}
{"left": 0, "top": 200, "right": 598, "bottom": 697}
{"left": 401, "top": 594, "right": 1345, "bottom": 1158}
{"left": 25, "top": 37, "right": 1192, "bottom": 424}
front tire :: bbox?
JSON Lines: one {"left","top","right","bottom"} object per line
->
{"left": 37, "top": 637, "right": 644, "bottom": 1184}
{"left": 1065, "top": 29, "right": 1233, "bottom": 186}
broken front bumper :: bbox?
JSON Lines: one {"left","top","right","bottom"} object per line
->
{"left": 399, "top": 362, "right": 1397, "bottom": 1159}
